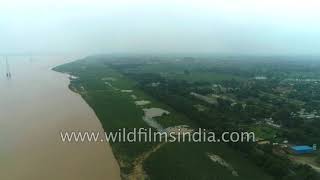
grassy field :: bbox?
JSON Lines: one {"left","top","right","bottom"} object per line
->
{"left": 248, "top": 124, "right": 279, "bottom": 140}
{"left": 54, "top": 57, "right": 273, "bottom": 179}
{"left": 144, "top": 142, "right": 273, "bottom": 180}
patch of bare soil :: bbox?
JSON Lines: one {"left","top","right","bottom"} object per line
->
{"left": 127, "top": 142, "right": 166, "bottom": 180}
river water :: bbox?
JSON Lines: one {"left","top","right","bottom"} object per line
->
{"left": 0, "top": 56, "right": 120, "bottom": 180}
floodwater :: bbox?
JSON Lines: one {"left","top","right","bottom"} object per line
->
{"left": 0, "top": 56, "right": 120, "bottom": 180}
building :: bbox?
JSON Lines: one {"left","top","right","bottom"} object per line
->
{"left": 290, "top": 145, "right": 314, "bottom": 154}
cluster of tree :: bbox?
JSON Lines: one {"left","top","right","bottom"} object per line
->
{"left": 289, "top": 83, "right": 320, "bottom": 109}
{"left": 230, "top": 143, "right": 319, "bottom": 180}
{"left": 123, "top": 71, "right": 319, "bottom": 179}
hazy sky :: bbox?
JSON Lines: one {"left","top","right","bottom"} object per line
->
{"left": 0, "top": 0, "right": 319, "bottom": 55}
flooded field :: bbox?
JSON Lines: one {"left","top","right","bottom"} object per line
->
{"left": 0, "top": 56, "right": 120, "bottom": 180}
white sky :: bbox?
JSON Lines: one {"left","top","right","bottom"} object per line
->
{"left": 0, "top": 0, "right": 319, "bottom": 55}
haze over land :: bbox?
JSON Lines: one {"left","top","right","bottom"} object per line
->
{"left": 0, "top": 0, "right": 320, "bottom": 55}
{"left": 1, "top": 1, "right": 320, "bottom": 179}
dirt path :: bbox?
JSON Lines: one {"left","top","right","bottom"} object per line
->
{"left": 289, "top": 155, "right": 320, "bottom": 173}
{"left": 128, "top": 142, "right": 166, "bottom": 180}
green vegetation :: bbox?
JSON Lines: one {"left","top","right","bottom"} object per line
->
{"left": 54, "top": 55, "right": 320, "bottom": 180}
{"left": 54, "top": 58, "right": 197, "bottom": 177}
{"left": 168, "top": 72, "right": 245, "bottom": 83}
{"left": 144, "top": 142, "right": 272, "bottom": 180}
{"left": 249, "top": 124, "right": 278, "bottom": 140}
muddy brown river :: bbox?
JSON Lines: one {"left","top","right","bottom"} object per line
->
{"left": 0, "top": 56, "right": 120, "bottom": 180}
